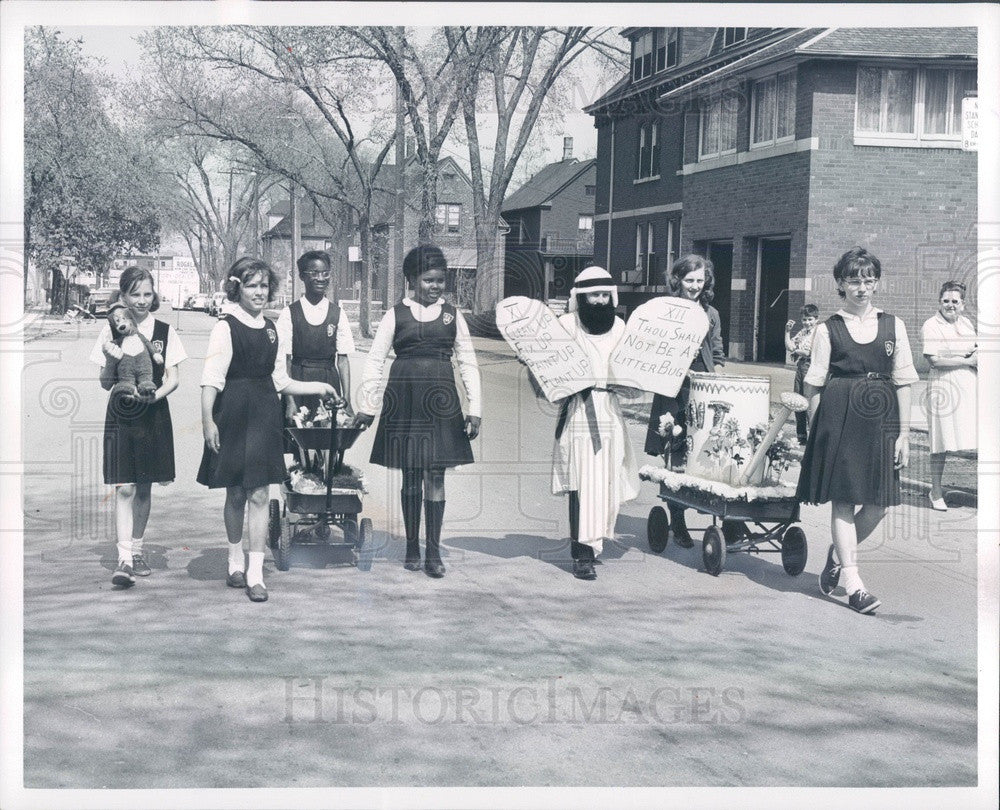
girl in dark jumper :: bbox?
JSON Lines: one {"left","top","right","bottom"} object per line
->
{"left": 91, "top": 266, "right": 187, "bottom": 587}
{"left": 354, "top": 245, "right": 481, "bottom": 578}
{"left": 797, "top": 247, "right": 917, "bottom": 614}
{"left": 198, "top": 258, "right": 341, "bottom": 603}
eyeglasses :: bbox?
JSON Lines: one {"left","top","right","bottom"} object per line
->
{"left": 303, "top": 270, "right": 331, "bottom": 279}
{"left": 844, "top": 278, "right": 878, "bottom": 289}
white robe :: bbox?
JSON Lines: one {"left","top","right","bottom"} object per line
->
{"left": 551, "top": 313, "right": 640, "bottom": 553}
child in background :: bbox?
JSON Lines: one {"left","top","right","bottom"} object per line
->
{"left": 785, "top": 303, "right": 820, "bottom": 445}
{"left": 198, "top": 258, "right": 341, "bottom": 603}
{"left": 91, "top": 266, "right": 187, "bottom": 588}
{"left": 353, "top": 244, "right": 481, "bottom": 578}
{"left": 796, "top": 247, "right": 917, "bottom": 614}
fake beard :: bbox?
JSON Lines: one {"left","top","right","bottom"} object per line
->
{"left": 577, "top": 296, "right": 616, "bottom": 335}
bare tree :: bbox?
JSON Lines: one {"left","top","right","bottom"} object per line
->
{"left": 141, "top": 26, "right": 398, "bottom": 336}
{"left": 446, "top": 27, "right": 627, "bottom": 324}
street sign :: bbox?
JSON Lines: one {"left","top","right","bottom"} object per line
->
{"left": 961, "top": 95, "right": 978, "bottom": 152}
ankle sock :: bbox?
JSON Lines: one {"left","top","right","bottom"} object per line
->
{"left": 131, "top": 536, "right": 144, "bottom": 556}
{"left": 424, "top": 500, "right": 445, "bottom": 564}
{"left": 841, "top": 564, "right": 864, "bottom": 595}
{"left": 246, "top": 551, "right": 265, "bottom": 588}
{"left": 116, "top": 539, "right": 133, "bottom": 566}
{"left": 228, "top": 542, "right": 244, "bottom": 575}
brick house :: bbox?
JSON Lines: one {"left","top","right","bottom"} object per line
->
{"left": 501, "top": 138, "right": 597, "bottom": 304}
{"left": 585, "top": 27, "right": 977, "bottom": 365}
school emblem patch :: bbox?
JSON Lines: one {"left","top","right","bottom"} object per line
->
{"left": 327, "top": 324, "right": 335, "bottom": 338}
{"left": 267, "top": 328, "right": 277, "bottom": 344}
{"left": 152, "top": 340, "right": 164, "bottom": 354}
{"left": 884, "top": 341, "right": 895, "bottom": 357}
{"left": 442, "top": 312, "right": 454, "bottom": 325}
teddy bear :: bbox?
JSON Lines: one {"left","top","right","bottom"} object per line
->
{"left": 105, "top": 303, "right": 163, "bottom": 401}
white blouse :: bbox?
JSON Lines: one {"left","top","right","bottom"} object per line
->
{"left": 921, "top": 312, "right": 976, "bottom": 359}
{"left": 275, "top": 296, "right": 357, "bottom": 361}
{"left": 201, "top": 306, "right": 292, "bottom": 392}
{"left": 90, "top": 316, "right": 188, "bottom": 369}
{"left": 357, "top": 298, "right": 482, "bottom": 417}
{"left": 804, "top": 308, "right": 919, "bottom": 388}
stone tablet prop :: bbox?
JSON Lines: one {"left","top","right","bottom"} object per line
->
{"left": 495, "top": 296, "right": 594, "bottom": 403}
{"left": 609, "top": 297, "right": 710, "bottom": 397}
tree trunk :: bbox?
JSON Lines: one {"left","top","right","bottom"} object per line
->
{"left": 357, "top": 215, "right": 372, "bottom": 338}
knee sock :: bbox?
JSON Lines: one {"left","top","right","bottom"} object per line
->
{"left": 246, "top": 551, "right": 265, "bottom": 588}
{"left": 131, "top": 536, "right": 144, "bottom": 556}
{"left": 228, "top": 542, "right": 244, "bottom": 575}
{"left": 116, "top": 539, "right": 133, "bottom": 566}
{"left": 841, "top": 565, "right": 865, "bottom": 595}
{"left": 424, "top": 500, "right": 445, "bottom": 564}
{"left": 401, "top": 485, "right": 422, "bottom": 560}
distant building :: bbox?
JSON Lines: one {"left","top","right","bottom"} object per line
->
{"left": 110, "top": 253, "right": 200, "bottom": 308}
{"left": 586, "top": 27, "right": 977, "bottom": 363}
{"left": 501, "top": 138, "right": 596, "bottom": 304}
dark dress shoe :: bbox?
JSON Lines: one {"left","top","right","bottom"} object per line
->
{"left": 404, "top": 560, "right": 422, "bottom": 571}
{"left": 245, "top": 584, "right": 268, "bottom": 602}
{"left": 226, "top": 571, "right": 247, "bottom": 588}
{"left": 424, "top": 560, "right": 446, "bottom": 578}
{"left": 573, "top": 558, "right": 597, "bottom": 580}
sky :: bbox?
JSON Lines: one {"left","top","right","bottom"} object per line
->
{"left": 63, "top": 24, "right": 610, "bottom": 186}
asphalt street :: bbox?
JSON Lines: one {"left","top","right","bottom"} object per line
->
{"left": 20, "top": 309, "right": 980, "bottom": 789}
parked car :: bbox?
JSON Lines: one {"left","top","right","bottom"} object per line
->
{"left": 263, "top": 295, "right": 289, "bottom": 321}
{"left": 189, "top": 294, "right": 210, "bottom": 312}
{"left": 208, "top": 292, "right": 228, "bottom": 317}
{"left": 86, "top": 288, "right": 115, "bottom": 317}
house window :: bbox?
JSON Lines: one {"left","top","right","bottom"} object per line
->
{"left": 856, "top": 65, "right": 976, "bottom": 145}
{"left": 656, "top": 29, "right": 678, "bottom": 72}
{"left": 644, "top": 222, "right": 656, "bottom": 286}
{"left": 585, "top": 185, "right": 596, "bottom": 196}
{"left": 751, "top": 69, "right": 796, "bottom": 147}
{"left": 699, "top": 93, "right": 738, "bottom": 160}
{"left": 632, "top": 31, "right": 654, "bottom": 81}
{"left": 665, "top": 220, "right": 676, "bottom": 270}
{"left": 723, "top": 28, "right": 747, "bottom": 48}
{"left": 636, "top": 122, "right": 660, "bottom": 179}
{"left": 578, "top": 215, "right": 593, "bottom": 231}
{"left": 442, "top": 172, "right": 456, "bottom": 181}
{"left": 435, "top": 203, "right": 461, "bottom": 233}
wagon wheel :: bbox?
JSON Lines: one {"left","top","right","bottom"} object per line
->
{"left": 342, "top": 517, "right": 359, "bottom": 546}
{"left": 267, "top": 499, "right": 281, "bottom": 549}
{"left": 356, "top": 518, "right": 374, "bottom": 572}
{"left": 647, "top": 506, "right": 669, "bottom": 554}
{"left": 721, "top": 520, "right": 748, "bottom": 546}
{"left": 781, "top": 526, "right": 808, "bottom": 576}
{"left": 274, "top": 517, "right": 294, "bottom": 571}
{"left": 702, "top": 525, "right": 726, "bottom": 576}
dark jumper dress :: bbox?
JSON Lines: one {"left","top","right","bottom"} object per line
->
{"left": 369, "top": 301, "right": 474, "bottom": 470}
{"left": 289, "top": 298, "right": 342, "bottom": 411}
{"left": 796, "top": 313, "right": 901, "bottom": 507}
{"left": 196, "top": 315, "right": 286, "bottom": 490}
{"left": 103, "top": 318, "right": 175, "bottom": 485}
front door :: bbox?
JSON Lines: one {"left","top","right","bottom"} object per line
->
{"left": 706, "top": 241, "right": 733, "bottom": 354}
{"left": 756, "top": 238, "right": 791, "bottom": 362}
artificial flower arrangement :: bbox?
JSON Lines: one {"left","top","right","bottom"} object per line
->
{"left": 289, "top": 463, "right": 367, "bottom": 494}
{"left": 290, "top": 401, "right": 354, "bottom": 429}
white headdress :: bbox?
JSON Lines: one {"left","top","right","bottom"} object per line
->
{"left": 568, "top": 265, "right": 618, "bottom": 312}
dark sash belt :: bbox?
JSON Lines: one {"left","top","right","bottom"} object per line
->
{"left": 830, "top": 372, "right": 891, "bottom": 380}
{"left": 555, "top": 387, "right": 611, "bottom": 453}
